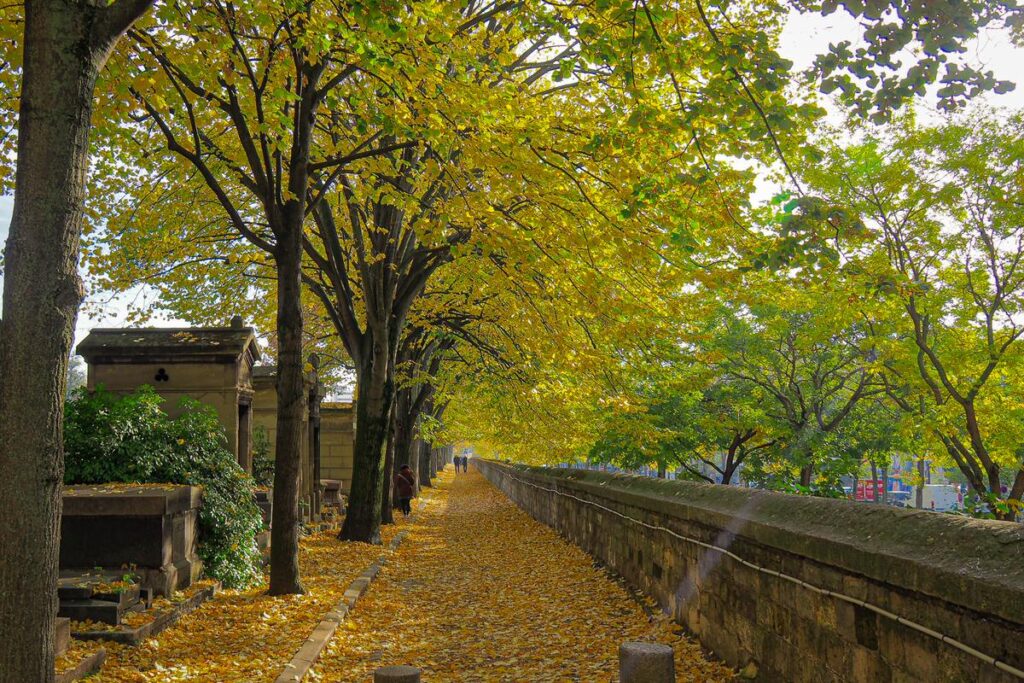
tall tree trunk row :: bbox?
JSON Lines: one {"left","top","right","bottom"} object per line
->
{"left": 0, "top": 1, "right": 154, "bottom": 677}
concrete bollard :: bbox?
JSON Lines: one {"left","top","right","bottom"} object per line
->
{"left": 619, "top": 642, "right": 675, "bottom": 683}
{"left": 373, "top": 665, "right": 421, "bottom": 683}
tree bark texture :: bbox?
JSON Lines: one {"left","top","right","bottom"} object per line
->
{"left": 916, "top": 459, "right": 925, "bottom": 509}
{"left": 268, "top": 223, "right": 307, "bottom": 595}
{"left": 339, "top": 333, "right": 394, "bottom": 544}
{"left": 392, "top": 389, "right": 418, "bottom": 487}
{"left": 380, "top": 409, "right": 396, "bottom": 525}
{"left": 418, "top": 439, "right": 432, "bottom": 488}
{"left": 0, "top": 1, "right": 152, "bottom": 678}
{"left": 799, "top": 464, "right": 813, "bottom": 489}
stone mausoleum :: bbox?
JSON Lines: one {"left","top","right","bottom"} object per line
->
{"left": 77, "top": 317, "right": 261, "bottom": 472}
{"left": 252, "top": 363, "right": 324, "bottom": 518}
{"left": 320, "top": 401, "right": 356, "bottom": 492}
{"left": 77, "top": 319, "right": 357, "bottom": 517}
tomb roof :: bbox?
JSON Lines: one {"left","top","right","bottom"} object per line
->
{"left": 77, "top": 327, "right": 261, "bottom": 364}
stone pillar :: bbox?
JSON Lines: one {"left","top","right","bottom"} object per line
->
{"left": 373, "top": 665, "right": 420, "bottom": 682}
{"left": 619, "top": 642, "right": 674, "bottom": 683}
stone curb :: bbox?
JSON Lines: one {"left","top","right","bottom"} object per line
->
{"left": 274, "top": 506, "right": 420, "bottom": 683}
{"left": 55, "top": 646, "right": 106, "bottom": 683}
{"left": 71, "top": 582, "right": 221, "bottom": 646}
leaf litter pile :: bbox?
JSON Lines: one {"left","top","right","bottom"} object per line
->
{"left": 312, "top": 469, "right": 732, "bottom": 681}
{"left": 95, "top": 519, "right": 406, "bottom": 681}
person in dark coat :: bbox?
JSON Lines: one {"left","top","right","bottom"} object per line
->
{"left": 394, "top": 464, "right": 416, "bottom": 516}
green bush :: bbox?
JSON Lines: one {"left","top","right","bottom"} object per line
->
{"left": 64, "top": 386, "right": 263, "bottom": 588}
{"left": 251, "top": 425, "right": 274, "bottom": 489}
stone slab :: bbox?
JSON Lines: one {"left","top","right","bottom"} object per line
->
{"left": 63, "top": 485, "right": 201, "bottom": 517}
{"left": 59, "top": 600, "right": 124, "bottom": 625}
{"left": 55, "top": 646, "right": 106, "bottom": 683}
{"left": 72, "top": 582, "right": 218, "bottom": 645}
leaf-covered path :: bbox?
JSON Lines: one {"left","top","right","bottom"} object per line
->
{"left": 312, "top": 468, "right": 732, "bottom": 681}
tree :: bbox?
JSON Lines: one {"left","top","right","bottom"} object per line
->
{"left": 703, "top": 274, "right": 882, "bottom": 490}
{"left": 0, "top": 1, "right": 154, "bottom": 679}
{"left": 95, "top": 0, "right": 439, "bottom": 586}
{"left": 807, "top": 111, "right": 1024, "bottom": 519}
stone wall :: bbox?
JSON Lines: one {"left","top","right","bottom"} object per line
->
{"left": 475, "top": 460, "right": 1024, "bottom": 683}
{"left": 88, "top": 361, "right": 250, "bottom": 465}
{"left": 321, "top": 403, "right": 355, "bottom": 492}
{"left": 252, "top": 374, "right": 314, "bottom": 514}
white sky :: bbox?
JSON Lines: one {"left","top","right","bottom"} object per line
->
{"left": 0, "top": 12, "right": 1022, "bottom": 349}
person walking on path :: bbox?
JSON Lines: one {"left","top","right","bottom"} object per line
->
{"left": 394, "top": 464, "right": 416, "bottom": 516}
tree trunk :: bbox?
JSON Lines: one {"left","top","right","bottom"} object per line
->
{"left": 0, "top": 2, "right": 152, "bottom": 678}
{"left": 880, "top": 466, "right": 889, "bottom": 504}
{"left": 380, "top": 409, "right": 396, "bottom": 525}
{"left": 656, "top": 463, "right": 666, "bottom": 479}
{"left": 392, "top": 390, "right": 416, "bottom": 484}
{"left": 870, "top": 462, "right": 879, "bottom": 503}
{"left": 268, "top": 221, "right": 306, "bottom": 596}
{"left": 339, "top": 333, "right": 393, "bottom": 544}
{"left": 799, "top": 463, "right": 813, "bottom": 488}
{"left": 721, "top": 460, "right": 737, "bottom": 486}
{"left": 916, "top": 458, "right": 925, "bottom": 509}
{"left": 418, "top": 439, "right": 432, "bottom": 487}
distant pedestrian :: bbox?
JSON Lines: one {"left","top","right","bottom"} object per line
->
{"left": 394, "top": 464, "right": 415, "bottom": 516}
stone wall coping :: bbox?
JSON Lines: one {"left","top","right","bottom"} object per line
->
{"left": 63, "top": 485, "right": 203, "bottom": 516}
{"left": 77, "top": 327, "right": 260, "bottom": 364}
{"left": 482, "top": 461, "right": 1024, "bottom": 625}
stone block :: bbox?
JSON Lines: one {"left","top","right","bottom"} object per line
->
{"left": 55, "top": 617, "right": 70, "bottom": 658}
{"left": 619, "top": 642, "right": 674, "bottom": 683}
{"left": 255, "top": 490, "right": 273, "bottom": 527}
{"left": 374, "top": 666, "right": 421, "bottom": 683}
{"left": 58, "top": 599, "right": 123, "bottom": 625}
{"left": 851, "top": 644, "right": 892, "bottom": 682}
{"left": 60, "top": 485, "right": 202, "bottom": 596}
{"left": 899, "top": 630, "right": 940, "bottom": 681}
{"left": 320, "top": 479, "right": 343, "bottom": 508}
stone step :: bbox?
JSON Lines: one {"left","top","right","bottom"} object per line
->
{"left": 57, "top": 585, "right": 94, "bottom": 601}
{"left": 58, "top": 600, "right": 124, "bottom": 626}
{"left": 55, "top": 617, "right": 71, "bottom": 658}
{"left": 91, "top": 586, "right": 140, "bottom": 608}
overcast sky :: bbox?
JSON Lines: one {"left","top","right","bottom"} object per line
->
{"left": 0, "top": 14, "right": 1022, "bottom": 347}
